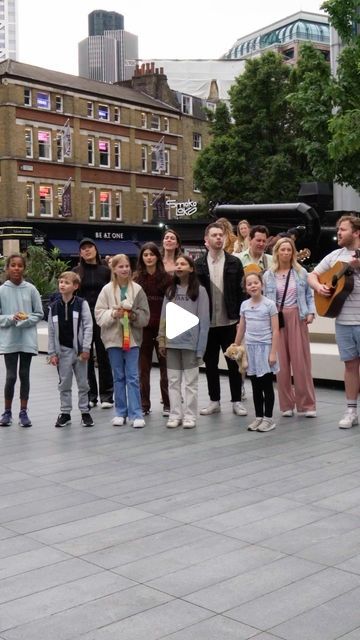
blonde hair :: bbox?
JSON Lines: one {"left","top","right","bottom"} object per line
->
{"left": 336, "top": 214, "right": 360, "bottom": 232}
{"left": 270, "top": 237, "right": 301, "bottom": 273}
{"left": 58, "top": 271, "right": 81, "bottom": 286}
{"left": 111, "top": 254, "right": 133, "bottom": 304}
{"left": 234, "top": 219, "right": 250, "bottom": 252}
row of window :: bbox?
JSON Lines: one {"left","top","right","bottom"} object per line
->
{"left": 23, "top": 88, "right": 172, "bottom": 131}
{"left": 26, "top": 183, "right": 123, "bottom": 221}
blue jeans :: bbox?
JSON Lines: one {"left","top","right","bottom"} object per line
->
{"left": 107, "top": 347, "right": 142, "bottom": 420}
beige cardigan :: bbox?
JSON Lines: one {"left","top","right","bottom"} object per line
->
{"left": 95, "top": 281, "right": 150, "bottom": 349}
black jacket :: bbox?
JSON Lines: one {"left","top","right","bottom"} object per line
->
{"left": 73, "top": 262, "right": 111, "bottom": 311}
{"left": 195, "top": 252, "right": 245, "bottom": 321}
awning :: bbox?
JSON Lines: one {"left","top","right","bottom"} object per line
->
{"left": 49, "top": 239, "right": 140, "bottom": 257}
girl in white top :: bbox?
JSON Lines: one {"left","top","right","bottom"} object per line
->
{"left": 235, "top": 271, "right": 279, "bottom": 432}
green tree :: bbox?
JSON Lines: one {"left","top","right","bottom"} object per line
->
{"left": 194, "top": 52, "right": 311, "bottom": 206}
{"left": 321, "top": 0, "right": 360, "bottom": 42}
{"left": 287, "top": 43, "right": 334, "bottom": 182}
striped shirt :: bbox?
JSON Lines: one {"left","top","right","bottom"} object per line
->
{"left": 275, "top": 271, "right": 297, "bottom": 307}
{"left": 314, "top": 247, "right": 360, "bottom": 325}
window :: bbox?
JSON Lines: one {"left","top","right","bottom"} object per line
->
{"left": 25, "top": 128, "right": 33, "bottom": 158}
{"left": 114, "top": 106, "right": 120, "bottom": 123}
{"left": 39, "top": 185, "right": 53, "bottom": 216}
{"left": 193, "top": 132, "right": 202, "bottom": 150}
{"left": 99, "top": 140, "right": 109, "bottom": 167}
{"left": 115, "top": 191, "right": 122, "bottom": 221}
{"left": 98, "top": 104, "right": 109, "bottom": 120}
{"left": 141, "top": 145, "right": 148, "bottom": 172}
{"left": 141, "top": 112, "right": 147, "bottom": 128}
{"left": 36, "top": 91, "right": 50, "bottom": 110}
{"left": 114, "top": 142, "right": 121, "bottom": 169}
{"left": 206, "top": 101, "right": 216, "bottom": 113}
{"left": 100, "top": 191, "right": 111, "bottom": 219}
{"left": 55, "top": 95, "right": 63, "bottom": 112}
{"left": 38, "top": 130, "right": 51, "bottom": 160}
{"left": 88, "top": 137, "right": 95, "bottom": 165}
{"left": 181, "top": 95, "right": 193, "bottom": 115}
{"left": 87, "top": 101, "right": 94, "bottom": 118}
{"left": 26, "top": 183, "right": 34, "bottom": 216}
{"left": 142, "top": 194, "right": 149, "bottom": 222}
{"left": 24, "top": 88, "right": 31, "bottom": 107}
{"left": 163, "top": 117, "right": 169, "bottom": 133}
{"left": 89, "top": 188, "right": 96, "bottom": 219}
{"left": 56, "top": 135, "right": 63, "bottom": 162}
{"left": 151, "top": 114, "right": 160, "bottom": 130}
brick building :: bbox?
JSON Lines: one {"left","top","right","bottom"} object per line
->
{"left": 0, "top": 59, "right": 210, "bottom": 257}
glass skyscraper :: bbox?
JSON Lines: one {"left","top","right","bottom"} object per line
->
{"left": 0, "top": 0, "right": 17, "bottom": 62}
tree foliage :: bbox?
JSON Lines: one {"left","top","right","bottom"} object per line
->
{"left": 321, "top": 0, "right": 360, "bottom": 42}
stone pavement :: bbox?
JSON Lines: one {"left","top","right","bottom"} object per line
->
{"left": 1, "top": 356, "right": 360, "bottom": 639}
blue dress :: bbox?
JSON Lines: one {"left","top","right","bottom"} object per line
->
{"left": 240, "top": 296, "right": 279, "bottom": 377}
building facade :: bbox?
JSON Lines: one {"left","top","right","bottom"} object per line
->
{"left": 223, "top": 11, "right": 330, "bottom": 64}
{"left": 0, "top": 59, "right": 210, "bottom": 256}
{"left": 0, "top": 0, "right": 17, "bottom": 63}
{"left": 88, "top": 10, "right": 124, "bottom": 35}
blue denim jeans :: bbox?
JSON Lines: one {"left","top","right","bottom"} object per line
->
{"left": 107, "top": 347, "right": 142, "bottom": 420}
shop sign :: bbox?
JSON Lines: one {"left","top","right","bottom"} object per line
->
{"left": 94, "top": 231, "right": 124, "bottom": 240}
{"left": 0, "top": 226, "right": 33, "bottom": 238}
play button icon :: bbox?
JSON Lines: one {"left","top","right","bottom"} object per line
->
{"left": 165, "top": 302, "right": 199, "bottom": 339}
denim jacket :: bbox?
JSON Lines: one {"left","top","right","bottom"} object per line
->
{"left": 263, "top": 267, "right": 315, "bottom": 320}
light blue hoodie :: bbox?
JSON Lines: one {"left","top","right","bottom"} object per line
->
{"left": 0, "top": 280, "right": 43, "bottom": 354}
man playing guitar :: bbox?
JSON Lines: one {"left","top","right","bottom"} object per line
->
{"left": 308, "top": 215, "right": 360, "bottom": 429}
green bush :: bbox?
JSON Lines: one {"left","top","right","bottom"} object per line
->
{"left": 25, "top": 245, "right": 70, "bottom": 296}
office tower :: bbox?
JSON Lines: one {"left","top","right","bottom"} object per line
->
{"left": 79, "top": 10, "right": 138, "bottom": 83}
{"left": 0, "top": 0, "right": 17, "bottom": 62}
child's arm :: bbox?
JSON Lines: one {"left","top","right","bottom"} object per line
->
{"left": 235, "top": 316, "right": 245, "bottom": 346}
{"left": 130, "top": 289, "right": 150, "bottom": 328}
{"left": 94, "top": 287, "right": 115, "bottom": 327}
{"left": 47, "top": 307, "right": 58, "bottom": 365}
{"left": 80, "top": 301, "right": 93, "bottom": 359}
{"left": 269, "top": 312, "right": 279, "bottom": 366}
{"left": 196, "top": 286, "right": 210, "bottom": 358}
{"left": 15, "top": 286, "right": 44, "bottom": 326}
{"left": 157, "top": 298, "right": 167, "bottom": 357}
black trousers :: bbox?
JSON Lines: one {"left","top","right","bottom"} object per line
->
{"left": 4, "top": 352, "right": 33, "bottom": 402}
{"left": 203, "top": 324, "right": 242, "bottom": 402}
{"left": 249, "top": 373, "right": 274, "bottom": 418}
{"left": 88, "top": 319, "right": 113, "bottom": 404}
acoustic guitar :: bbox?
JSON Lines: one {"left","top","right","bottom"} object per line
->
{"left": 314, "top": 251, "right": 360, "bottom": 318}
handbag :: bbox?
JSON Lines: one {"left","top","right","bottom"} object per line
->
{"left": 278, "top": 269, "right": 291, "bottom": 329}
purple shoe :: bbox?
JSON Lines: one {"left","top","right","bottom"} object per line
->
{"left": 19, "top": 409, "right": 32, "bottom": 428}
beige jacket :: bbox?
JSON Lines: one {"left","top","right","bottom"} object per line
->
{"left": 95, "top": 281, "right": 150, "bottom": 349}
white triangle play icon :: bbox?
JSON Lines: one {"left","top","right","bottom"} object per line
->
{"left": 166, "top": 302, "right": 199, "bottom": 339}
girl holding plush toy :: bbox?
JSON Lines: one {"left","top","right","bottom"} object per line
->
{"left": 235, "top": 271, "right": 279, "bottom": 432}
{"left": 95, "top": 254, "right": 150, "bottom": 428}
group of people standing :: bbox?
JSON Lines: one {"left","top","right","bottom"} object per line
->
{"left": 0, "top": 214, "right": 359, "bottom": 433}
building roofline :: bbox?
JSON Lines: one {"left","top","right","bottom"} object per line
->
{"left": 229, "top": 11, "right": 328, "bottom": 46}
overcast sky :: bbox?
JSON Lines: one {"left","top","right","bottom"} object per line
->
{"left": 17, "top": 0, "right": 325, "bottom": 75}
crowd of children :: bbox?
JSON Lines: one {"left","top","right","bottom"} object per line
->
{"left": 0, "top": 223, "right": 312, "bottom": 433}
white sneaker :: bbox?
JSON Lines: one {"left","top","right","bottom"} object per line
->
{"left": 339, "top": 412, "right": 359, "bottom": 429}
{"left": 162, "top": 408, "right": 170, "bottom": 417}
{"left": 132, "top": 418, "right": 146, "bottom": 428}
{"left": 257, "top": 418, "right": 276, "bottom": 432}
{"left": 101, "top": 401, "right": 114, "bottom": 409}
{"left": 282, "top": 409, "right": 294, "bottom": 417}
{"left": 166, "top": 418, "right": 182, "bottom": 428}
{"left": 200, "top": 401, "right": 220, "bottom": 415}
{"left": 112, "top": 416, "right": 125, "bottom": 426}
{"left": 305, "top": 410, "right": 317, "bottom": 418}
{"left": 247, "top": 417, "right": 263, "bottom": 431}
{"left": 183, "top": 419, "right": 196, "bottom": 429}
{"left": 233, "top": 402, "right": 247, "bottom": 416}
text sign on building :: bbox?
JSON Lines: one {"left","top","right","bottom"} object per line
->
{"left": 95, "top": 232, "right": 124, "bottom": 239}
{"left": 0, "top": 226, "right": 33, "bottom": 238}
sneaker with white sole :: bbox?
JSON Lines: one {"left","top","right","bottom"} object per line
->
{"left": 112, "top": 416, "right": 125, "bottom": 426}
{"left": 339, "top": 412, "right": 359, "bottom": 429}
{"left": 132, "top": 418, "right": 145, "bottom": 428}
{"left": 0, "top": 410, "right": 12, "bottom": 427}
{"left": 162, "top": 407, "right": 170, "bottom": 417}
{"left": 200, "top": 401, "right": 220, "bottom": 416}
{"left": 19, "top": 409, "right": 32, "bottom": 428}
{"left": 257, "top": 418, "right": 276, "bottom": 432}
{"left": 282, "top": 409, "right": 294, "bottom": 417}
{"left": 81, "top": 412, "right": 94, "bottom": 427}
{"left": 305, "top": 410, "right": 317, "bottom": 418}
{"left": 247, "top": 417, "right": 263, "bottom": 431}
{"left": 100, "top": 401, "right": 114, "bottom": 409}
{"left": 233, "top": 402, "right": 247, "bottom": 416}
{"left": 166, "top": 418, "right": 182, "bottom": 428}
{"left": 183, "top": 419, "right": 196, "bottom": 429}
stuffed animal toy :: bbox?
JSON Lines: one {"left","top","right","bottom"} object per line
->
{"left": 224, "top": 343, "right": 248, "bottom": 375}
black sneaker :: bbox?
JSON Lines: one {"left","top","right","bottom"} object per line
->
{"left": 55, "top": 413, "right": 71, "bottom": 428}
{"left": 81, "top": 412, "right": 94, "bottom": 427}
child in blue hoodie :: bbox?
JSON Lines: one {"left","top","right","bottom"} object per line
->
{"left": 0, "top": 254, "right": 43, "bottom": 427}
{"left": 158, "top": 255, "right": 210, "bottom": 429}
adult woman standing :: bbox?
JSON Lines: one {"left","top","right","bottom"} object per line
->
{"left": 134, "top": 243, "right": 172, "bottom": 416}
{"left": 233, "top": 220, "right": 251, "bottom": 254}
{"left": 162, "top": 229, "right": 182, "bottom": 275}
{"left": 263, "top": 237, "right": 316, "bottom": 418}
{"left": 74, "top": 238, "right": 113, "bottom": 408}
